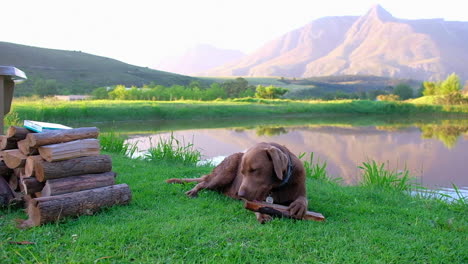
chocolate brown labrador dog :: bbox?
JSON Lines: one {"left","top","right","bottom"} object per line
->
{"left": 166, "top": 142, "right": 308, "bottom": 223}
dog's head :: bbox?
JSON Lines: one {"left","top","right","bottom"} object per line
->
{"left": 237, "top": 143, "right": 289, "bottom": 201}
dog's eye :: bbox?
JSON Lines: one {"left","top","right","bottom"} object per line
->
{"left": 249, "top": 168, "right": 257, "bottom": 173}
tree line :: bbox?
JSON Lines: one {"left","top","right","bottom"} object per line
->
{"left": 92, "top": 78, "right": 288, "bottom": 100}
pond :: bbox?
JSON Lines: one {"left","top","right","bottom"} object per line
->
{"left": 101, "top": 115, "right": 468, "bottom": 193}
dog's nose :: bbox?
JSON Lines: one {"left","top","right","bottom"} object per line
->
{"left": 237, "top": 189, "right": 246, "bottom": 198}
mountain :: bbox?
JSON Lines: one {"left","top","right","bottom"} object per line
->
{"left": 204, "top": 5, "right": 468, "bottom": 81}
{"left": 0, "top": 41, "right": 197, "bottom": 95}
{"left": 156, "top": 44, "right": 245, "bottom": 76}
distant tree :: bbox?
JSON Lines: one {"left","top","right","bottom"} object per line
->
{"left": 32, "top": 79, "right": 61, "bottom": 96}
{"left": 416, "top": 83, "right": 425, "bottom": 97}
{"left": 222, "top": 77, "right": 250, "bottom": 97}
{"left": 392, "top": 84, "right": 413, "bottom": 100}
{"left": 92, "top": 87, "right": 109, "bottom": 99}
{"left": 255, "top": 85, "right": 288, "bottom": 99}
{"left": 422, "top": 81, "right": 438, "bottom": 96}
{"left": 108, "top": 85, "right": 127, "bottom": 100}
{"left": 440, "top": 73, "right": 461, "bottom": 95}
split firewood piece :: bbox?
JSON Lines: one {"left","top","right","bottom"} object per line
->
{"left": 20, "top": 184, "right": 132, "bottom": 227}
{"left": 41, "top": 172, "right": 116, "bottom": 197}
{"left": 0, "top": 135, "right": 17, "bottom": 150}
{"left": 26, "top": 127, "right": 99, "bottom": 148}
{"left": 17, "top": 139, "right": 38, "bottom": 156}
{"left": 244, "top": 200, "right": 326, "bottom": 222}
{"left": 32, "top": 155, "right": 112, "bottom": 182}
{"left": 24, "top": 155, "right": 43, "bottom": 177}
{"left": 20, "top": 177, "right": 45, "bottom": 195}
{"left": 6, "top": 126, "right": 34, "bottom": 141}
{"left": 38, "top": 138, "right": 100, "bottom": 162}
{"left": 2, "top": 149, "right": 27, "bottom": 169}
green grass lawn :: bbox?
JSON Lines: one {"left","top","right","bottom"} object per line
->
{"left": 1, "top": 153, "right": 466, "bottom": 263}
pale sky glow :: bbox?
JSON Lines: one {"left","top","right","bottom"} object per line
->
{"left": 2, "top": 0, "right": 467, "bottom": 68}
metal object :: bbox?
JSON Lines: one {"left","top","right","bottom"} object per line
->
{"left": 1, "top": 66, "right": 27, "bottom": 134}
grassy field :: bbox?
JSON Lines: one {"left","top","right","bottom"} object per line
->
{"left": 1, "top": 153, "right": 466, "bottom": 263}
{"left": 6, "top": 98, "right": 468, "bottom": 129}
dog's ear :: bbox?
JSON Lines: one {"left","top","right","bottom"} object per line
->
{"left": 266, "top": 147, "right": 288, "bottom": 180}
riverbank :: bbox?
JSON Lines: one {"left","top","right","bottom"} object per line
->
{"left": 1, "top": 152, "right": 466, "bottom": 263}
{"left": 6, "top": 98, "right": 468, "bottom": 126}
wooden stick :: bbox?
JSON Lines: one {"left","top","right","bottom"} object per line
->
{"left": 38, "top": 138, "right": 100, "bottom": 162}
{"left": 26, "top": 127, "right": 99, "bottom": 148}
{"left": 41, "top": 172, "right": 116, "bottom": 196}
{"left": 244, "top": 200, "right": 326, "bottom": 221}
{"left": 19, "top": 184, "right": 131, "bottom": 227}
{"left": 33, "top": 155, "right": 112, "bottom": 182}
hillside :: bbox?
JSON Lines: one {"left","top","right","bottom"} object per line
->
{"left": 203, "top": 5, "right": 468, "bottom": 81}
{"left": 0, "top": 41, "right": 197, "bottom": 95}
{"left": 156, "top": 44, "right": 245, "bottom": 76}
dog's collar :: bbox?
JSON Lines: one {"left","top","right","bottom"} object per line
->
{"left": 277, "top": 154, "right": 294, "bottom": 188}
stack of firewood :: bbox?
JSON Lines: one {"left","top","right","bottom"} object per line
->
{"left": 0, "top": 126, "right": 131, "bottom": 227}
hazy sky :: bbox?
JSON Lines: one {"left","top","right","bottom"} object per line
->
{"left": 2, "top": 0, "right": 467, "bottom": 68}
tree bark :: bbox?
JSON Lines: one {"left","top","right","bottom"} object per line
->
{"left": 0, "top": 175, "right": 14, "bottom": 206}
{"left": 6, "top": 126, "right": 33, "bottom": 141}
{"left": 0, "top": 135, "right": 17, "bottom": 150}
{"left": 41, "top": 172, "right": 116, "bottom": 196}
{"left": 38, "top": 138, "right": 100, "bottom": 162}
{"left": 21, "top": 177, "right": 45, "bottom": 195}
{"left": 33, "top": 155, "right": 112, "bottom": 182}
{"left": 21, "top": 184, "right": 131, "bottom": 227}
{"left": 26, "top": 127, "right": 99, "bottom": 148}
{"left": 2, "top": 149, "right": 27, "bottom": 169}
{"left": 244, "top": 200, "right": 325, "bottom": 221}
{"left": 18, "top": 139, "right": 38, "bottom": 156}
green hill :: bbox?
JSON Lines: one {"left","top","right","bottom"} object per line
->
{"left": 0, "top": 41, "right": 197, "bottom": 96}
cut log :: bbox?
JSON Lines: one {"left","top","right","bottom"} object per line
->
{"left": 38, "top": 138, "right": 100, "bottom": 162}
{"left": 26, "top": 127, "right": 99, "bottom": 148}
{"left": 18, "top": 139, "right": 38, "bottom": 156}
{"left": 0, "top": 135, "right": 17, "bottom": 150}
{"left": 0, "top": 175, "right": 15, "bottom": 206}
{"left": 9, "top": 168, "right": 24, "bottom": 191}
{"left": 24, "top": 155, "right": 43, "bottom": 177}
{"left": 1, "top": 160, "right": 12, "bottom": 177}
{"left": 244, "top": 200, "right": 326, "bottom": 222}
{"left": 41, "top": 172, "right": 116, "bottom": 196}
{"left": 20, "top": 184, "right": 131, "bottom": 227}
{"left": 21, "top": 177, "right": 45, "bottom": 195}
{"left": 34, "top": 155, "right": 112, "bottom": 182}
{"left": 2, "top": 149, "right": 27, "bottom": 169}
{"left": 6, "top": 126, "right": 33, "bottom": 141}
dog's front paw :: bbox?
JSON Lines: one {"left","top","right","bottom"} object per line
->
{"left": 288, "top": 197, "right": 308, "bottom": 219}
{"left": 255, "top": 213, "right": 273, "bottom": 224}
{"left": 185, "top": 189, "right": 199, "bottom": 198}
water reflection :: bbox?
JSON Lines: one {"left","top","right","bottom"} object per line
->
{"left": 126, "top": 121, "right": 468, "bottom": 190}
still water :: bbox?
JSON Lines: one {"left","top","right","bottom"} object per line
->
{"left": 123, "top": 117, "right": 468, "bottom": 191}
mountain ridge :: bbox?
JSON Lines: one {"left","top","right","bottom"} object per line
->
{"left": 203, "top": 5, "right": 468, "bottom": 81}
